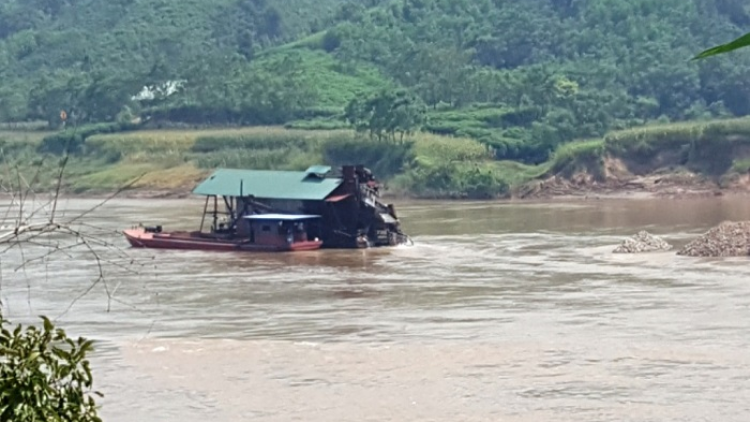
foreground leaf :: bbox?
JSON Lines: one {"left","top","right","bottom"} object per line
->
{"left": 694, "top": 32, "right": 750, "bottom": 59}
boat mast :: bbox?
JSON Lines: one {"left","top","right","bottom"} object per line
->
{"left": 213, "top": 195, "right": 218, "bottom": 232}
{"left": 199, "top": 195, "right": 209, "bottom": 232}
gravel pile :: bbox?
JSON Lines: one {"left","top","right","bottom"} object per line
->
{"left": 613, "top": 231, "right": 673, "bottom": 253}
{"left": 677, "top": 221, "right": 750, "bottom": 257}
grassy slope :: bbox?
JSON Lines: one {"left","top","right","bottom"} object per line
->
{"left": 1, "top": 127, "right": 516, "bottom": 197}
{"left": 4, "top": 117, "right": 749, "bottom": 198}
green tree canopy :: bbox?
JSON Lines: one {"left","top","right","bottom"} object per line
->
{"left": 3, "top": 0, "right": 750, "bottom": 163}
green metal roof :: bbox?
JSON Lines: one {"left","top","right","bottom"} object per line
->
{"left": 192, "top": 168, "right": 343, "bottom": 201}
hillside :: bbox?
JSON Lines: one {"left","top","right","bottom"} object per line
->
{"left": 2, "top": 0, "right": 750, "bottom": 166}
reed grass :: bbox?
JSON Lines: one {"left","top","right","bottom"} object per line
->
{"left": 87, "top": 127, "right": 347, "bottom": 153}
{"left": 492, "top": 160, "right": 549, "bottom": 185}
{"left": 604, "top": 117, "right": 750, "bottom": 156}
{"left": 0, "top": 130, "right": 55, "bottom": 144}
{"left": 69, "top": 163, "right": 161, "bottom": 192}
{"left": 411, "top": 132, "right": 492, "bottom": 163}
{"left": 130, "top": 164, "right": 208, "bottom": 189}
{"left": 192, "top": 148, "right": 322, "bottom": 171}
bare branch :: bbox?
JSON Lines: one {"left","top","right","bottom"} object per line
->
{"left": 49, "top": 156, "right": 68, "bottom": 224}
{"left": 16, "top": 236, "right": 32, "bottom": 313}
{"left": 0, "top": 152, "right": 147, "bottom": 318}
{"left": 56, "top": 273, "right": 104, "bottom": 320}
{"left": 66, "top": 175, "right": 144, "bottom": 226}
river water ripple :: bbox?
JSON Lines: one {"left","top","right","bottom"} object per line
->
{"left": 2, "top": 196, "right": 750, "bottom": 421}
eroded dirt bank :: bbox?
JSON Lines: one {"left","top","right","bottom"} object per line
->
{"left": 515, "top": 154, "right": 750, "bottom": 201}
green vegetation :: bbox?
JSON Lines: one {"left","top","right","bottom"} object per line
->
{"left": 3, "top": 0, "right": 750, "bottom": 197}
{"left": 548, "top": 139, "right": 606, "bottom": 179}
{"left": 5, "top": 116, "right": 750, "bottom": 198}
{"left": 0, "top": 312, "right": 102, "bottom": 422}
{"left": 603, "top": 118, "right": 750, "bottom": 177}
{"left": 542, "top": 118, "right": 750, "bottom": 182}
{"left": 0, "top": 127, "right": 513, "bottom": 198}
{"left": 4, "top": 0, "right": 750, "bottom": 165}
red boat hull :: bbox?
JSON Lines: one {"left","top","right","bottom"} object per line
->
{"left": 123, "top": 228, "right": 323, "bottom": 252}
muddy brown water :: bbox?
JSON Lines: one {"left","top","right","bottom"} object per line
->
{"left": 2, "top": 196, "right": 750, "bottom": 421}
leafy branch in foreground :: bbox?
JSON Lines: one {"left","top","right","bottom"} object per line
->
{"left": 0, "top": 133, "right": 150, "bottom": 422}
{"left": 0, "top": 313, "right": 103, "bottom": 422}
{"left": 694, "top": 32, "right": 750, "bottom": 59}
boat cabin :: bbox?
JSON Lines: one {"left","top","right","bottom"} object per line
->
{"left": 240, "top": 214, "right": 321, "bottom": 247}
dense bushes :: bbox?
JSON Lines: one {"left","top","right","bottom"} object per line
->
{"left": 394, "top": 160, "right": 510, "bottom": 199}
{"left": 0, "top": 313, "right": 102, "bottom": 422}
{"left": 321, "top": 135, "right": 415, "bottom": 180}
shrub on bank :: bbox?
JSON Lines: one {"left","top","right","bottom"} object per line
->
{"left": 393, "top": 160, "right": 510, "bottom": 199}
{"left": 321, "top": 134, "right": 415, "bottom": 180}
{"left": 549, "top": 139, "right": 606, "bottom": 179}
{"left": 38, "top": 122, "right": 140, "bottom": 155}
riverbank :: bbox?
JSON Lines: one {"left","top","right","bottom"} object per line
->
{"left": 2, "top": 125, "right": 515, "bottom": 199}
{"left": 9, "top": 180, "right": 750, "bottom": 203}
{"left": 514, "top": 173, "right": 749, "bottom": 201}
{"left": 3, "top": 118, "right": 750, "bottom": 201}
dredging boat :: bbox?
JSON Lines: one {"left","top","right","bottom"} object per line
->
{"left": 123, "top": 214, "right": 324, "bottom": 252}
{"left": 123, "top": 165, "right": 410, "bottom": 252}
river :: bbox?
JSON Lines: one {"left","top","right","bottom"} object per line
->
{"left": 2, "top": 196, "right": 750, "bottom": 421}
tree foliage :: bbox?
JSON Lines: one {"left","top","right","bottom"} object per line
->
{"left": 2, "top": 0, "right": 750, "bottom": 163}
{"left": 0, "top": 312, "right": 102, "bottom": 422}
{"left": 345, "top": 89, "right": 426, "bottom": 142}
